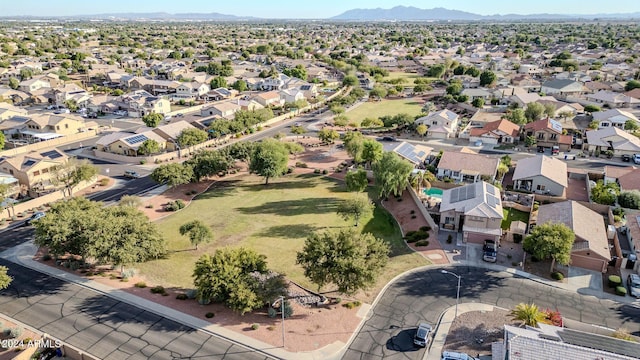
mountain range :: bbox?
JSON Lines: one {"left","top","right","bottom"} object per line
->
{"left": 2, "top": 6, "right": 640, "bottom": 21}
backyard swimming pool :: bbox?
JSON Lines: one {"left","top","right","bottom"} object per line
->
{"left": 422, "top": 188, "right": 444, "bottom": 199}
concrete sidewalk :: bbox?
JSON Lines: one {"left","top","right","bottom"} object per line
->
{"left": 0, "top": 241, "right": 346, "bottom": 360}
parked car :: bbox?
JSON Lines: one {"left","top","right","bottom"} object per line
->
{"left": 176, "top": 113, "right": 184, "bottom": 118}
{"left": 483, "top": 239, "right": 498, "bottom": 263}
{"left": 628, "top": 274, "right": 640, "bottom": 298}
{"left": 622, "top": 154, "right": 631, "bottom": 162}
{"left": 25, "top": 212, "right": 46, "bottom": 226}
{"left": 376, "top": 136, "right": 397, "bottom": 142}
{"left": 536, "top": 146, "right": 544, "bottom": 153}
{"left": 551, "top": 146, "right": 560, "bottom": 155}
{"left": 633, "top": 154, "right": 640, "bottom": 165}
{"left": 124, "top": 170, "right": 142, "bottom": 179}
{"left": 442, "top": 351, "right": 479, "bottom": 360}
{"left": 413, "top": 322, "right": 432, "bottom": 347}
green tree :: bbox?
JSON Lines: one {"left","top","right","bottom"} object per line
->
{"left": 0, "top": 266, "right": 11, "bottom": 290}
{"left": 342, "top": 75, "right": 358, "bottom": 87}
{"left": 471, "top": 98, "right": 485, "bottom": 108}
{"left": 345, "top": 168, "right": 368, "bottom": 192}
{"left": 416, "top": 123, "right": 428, "bottom": 139}
{"left": 523, "top": 222, "right": 575, "bottom": 268}
{"left": 333, "top": 114, "right": 348, "bottom": 128}
{"left": 0, "top": 131, "right": 5, "bottom": 151}
{"left": 177, "top": 128, "right": 208, "bottom": 147}
{"left": 51, "top": 158, "right": 99, "bottom": 197}
{"left": 479, "top": 70, "right": 497, "bottom": 87}
{"left": 180, "top": 220, "right": 213, "bottom": 250}
{"left": 624, "top": 120, "right": 639, "bottom": 131}
{"left": 510, "top": 303, "right": 547, "bottom": 327}
{"left": 525, "top": 102, "right": 545, "bottom": 122}
{"left": 8, "top": 77, "right": 19, "bottom": 90}
{"left": 590, "top": 180, "right": 619, "bottom": 205}
{"left": 372, "top": 152, "right": 414, "bottom": 199}
{"left": 584, "top": 104, "right": 601, "bottom": 114}
{"left": 151, "top": 163, "right": 194, "bottom": 188}
{"left": 232, "top": 79, "right": 248, "bottom": 92}
{"left": 318, "top": 128, "right": 339, "bottom": 144}
{"left": 249, "top": 139, "right": 289, "bottom": 185}
{"left": 283, "top": 142, "right": 305, "bottom": 158}
{"left": 625, "top": 80, "right": 640, "bottom": 91}
{"left": 137, "top": 139, "right": 160, "bottom": 155}
{"left": 186, "top": 149, "right": 232, "bottom": 181}
{"left": 336, "top": 195, "right": 374, "bottom": 226}
{"left": 296, "top": 228, "right": 389, "bottom": 294}
{"left": 369, "top": 85, "right": 388, "bottom": 99}
{"left": 426, "top": 64, "right": 446, "bottom": 78}
{"left": 558, "top": 111, "right": 573, "bottom": 122}
{"left": 588, "top": 120, "right": 600, "bottom": 130}
{"left": 505, "top": 108, "right": 527, "bottom": 125}
{"left": 290, "top": 125, "right": 307, "bottom": 138}
{"left": 446, "top": 82, "right": 463, "bottom": 96}
{"left": 209, "top": 76, "right": 227, "bottom": 89}
{"left": 543, "top": 103, "right": 556, "bottom": 118}
{"left": 142, "top": 113, "right": 163, "bottom": 127}
{"left": 619, "top": 190, "right": 640, "bottom": 209}
{"left": 361, "top": 139, "right": 383, "bottom": 168}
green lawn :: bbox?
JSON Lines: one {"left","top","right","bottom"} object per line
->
{"left": 346, "top": 99, "right": 423, "bottom": 125}
{"left": 382, "top": 72, "right": 439, "bottom": 85}
{"left": 135, "top": 173, "right": 428, "bottom": 294}
{"left": 501, "top": 208, "right": 530, "bottom": 230}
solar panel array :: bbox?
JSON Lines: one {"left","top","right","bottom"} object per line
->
{"left": 126, "top": 134, "right": 148, "bottom": 144}
{"left": 550, "top": 119, "right": 563, "bottom": 133}
{"left": 559, "top": 329, "right": 640, "bottom": 358}
{"left": 450, "top": 185, "right": 476, "bottom": 203}
{"left": 23, "top": 160, "right": 36, "bottom": 167}
{"left": 40, "top": 150, "right": 63, "bottom": 159}
{"left": 486, "top": 185, "right": 495, "bottom": 196}
{"left": 395, "top": 142, "right": 427, "bottom": 164}
{"left": 486, "top": 194, "right": 500, "bottom": 208}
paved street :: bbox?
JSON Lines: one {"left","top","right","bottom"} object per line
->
{"left": 0, "top": 258, "right": 272, "bottom": 360}
{"left": 342, "top": 266, "right": 640, "bottom": 360}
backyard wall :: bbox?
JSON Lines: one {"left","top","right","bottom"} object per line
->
{"left": 406, "top": 185, "right": 439, "bottom": 234}
{"left": 0, "top": 129, "right": 100, "bottom": 158}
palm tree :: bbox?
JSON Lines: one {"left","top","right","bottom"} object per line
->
{"left": 510, "top": 303, "right": 546, "bottom": 327}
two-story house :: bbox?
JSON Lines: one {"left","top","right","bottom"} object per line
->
{"left": 524, "top": 118, "right": 572, "bottom": 151}
{"left": 415, "top": 110, "right": 460, "bottom": 139}
{"left": 174, "top": 82, "right": 210, "bottom": 101}
{"left": 437, "top": 150, "right": 499, "bottom": 183}
{"left": 21, "top": 114, "right": 87, "bottom": 138}
{"left": 439, "top": 181, "right": 504, "bottom": 243}
{"left": 0, "top": 149, "right": 68, "bottom": 196}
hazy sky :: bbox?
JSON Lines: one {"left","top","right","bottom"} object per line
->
{"left": 2, "top": 0, "right": 640, "bottom": 18}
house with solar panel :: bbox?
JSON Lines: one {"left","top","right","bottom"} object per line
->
{"left": 0, "top": 149, "right": 68, "bottom": 196}
{"left": 391, "top": 142, "right": 432, "bottom": 166}
{"left": 95, "top": 131, "right": 166, "bottom": 156}
{"left": 438, "top": 181, "right": 504, "bottom": 243}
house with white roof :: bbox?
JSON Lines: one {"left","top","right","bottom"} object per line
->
{"left": 512, "top": 155, "right": 568, "bottom": 197}
{"left": 592, "top": 109, "right": 639, "bottom": 130}
{"left": 439, "top": 181, "right": 504, "bottom": 243}
{"left": 415, "top": 110, "right": 459, "bottom": 139}
{"left": 586, "top": 90, "right": 640, "bottom": 108}
{"left": 585, "top": 127, "right": 640, "bottom": 156}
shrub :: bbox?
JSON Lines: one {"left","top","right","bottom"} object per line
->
{"left": 145, "top": 204, "right": 154, "bottom": 209}
{"left": 122, "top": 269, "right": 135, "bottom": 279}
{"left": 120, "top": 278, "right": 129, "bottom": 282}
{"left": 251, "top": 323, "right": 259, "bottom": 330}
{"left": 134, "top": 282, "right": 147, "bottom": 288}
{"left": 9, "top": 327, "right": 22, "bottom": 339}
{"left": 99, "top": 178, "right": 109, "bottom": 186}
{"left": 615, "top": 286, "right": 627, "bottom": 296}
{"left": 608, "top": 275, "right": 622, "bottom": 288}
{"left": 287, "top": 167, "right": 294, "bottom": 174}
{"left": 419, "top": 225, "right": 431, "bottom": 232}
{"left": 295, "top": 161, "right": 308, "bottom": 168}
{"left": 205, "top": 312, "right": 215, "bottom": 318}
{"left": 614, "top": 215, "right": 623, "bottom": 223}
{"left": 322, "top": 169, "right": 328, "bottom": 175}
{"left": 415, "top": 240, "right": 429, "bottom": 247}
{"left": 446, "top": 234, "right": 453, "bottom": 244}
{"left": 186, "top": 289, "right": 198, "bottom": 299}
{"left": 176, "top": 293, "right": 188, "bottom": 300}
{"left": 267, "top": 326, "right": 275, "bottom": 331}
{"left": 405, "top": 230, "right": 429, "bottom": 243}
{"left": 313, "top": 168, "right": 321, "bottom": 174}
{"left": 268, "top": 307, "right": 277, "bottom": 318}
{"left": 513, "top": 234, "right": 523, "bottom": 244}
{"left": 150, "top": 286, "right": 166, "bottom": 294}
{"left": 175, "top": 200, "right": 185, "bottom": 209}
{"left": 342, "top": 301, "right": 362, "bottom": 309}
{"left": 85, "top": 271, "right": 94, "bottom": 276}
{"left": 551, "top": 272, "right": 564, "bottom": 281}
{"left": 42, "top": 254, "right": 52, "bottom": 261}
{"left": 140, "top": 159, "right": 147, "bottom": 165}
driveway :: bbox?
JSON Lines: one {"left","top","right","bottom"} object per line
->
{"left": 341, "top": 266, "right": 640, "bottom": 360}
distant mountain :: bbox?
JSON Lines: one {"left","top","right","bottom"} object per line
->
{"left": 330, "top": 6, "right": 640, "bottom": 21}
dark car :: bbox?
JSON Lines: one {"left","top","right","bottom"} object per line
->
{"left": 377, "top": 136, "right": 397, "bottom": 142}
{"left": 413, "top": 322, "right": 432, "bottom": 347}
{"left": 536, "top": 146, "right": 544, "bottom": 153}
{"left": 483, "top": 239, "right": 498, "bottom": 263}
{"left": 622, "top": 154, "right": 631, "bottom": 162}
{"left": 25, "top": 211, "right": 45, "bottom": 226}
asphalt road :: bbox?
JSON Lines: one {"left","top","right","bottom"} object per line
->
{"left": 0, "top": 259, "right": 272, "bottom": 360}
{"left": 342, "top": 266, "right": 640, "bottom": 360}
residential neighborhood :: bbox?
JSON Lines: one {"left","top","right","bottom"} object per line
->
{"left": 0, "top": 4, "right": 640, "bottom": 360}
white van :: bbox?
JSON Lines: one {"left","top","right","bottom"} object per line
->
{"left": 442, "top": 351, "right": 479, "bottom": 360}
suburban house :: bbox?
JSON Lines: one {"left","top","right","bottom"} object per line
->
{"left": 22, "top": 114, "right": 88, "bottom": 136}
{"left": 53, "top": 85, "right": 92, "bottom": 107}
{"left": 468, "top": 119, "right": 520, "bottom": 145}
{"left": 524, "top": 118, "right": 572, "bottom": 151}
{"left": 95, "top": 131, "right": 167, "bottom": 156}
{"left": 200, "top": 101, "right": 242, "bottom": 119}
{"left": 584, "top": 127, "right": 640, "bottom": 156}
{"left": 512, "top": 155, "right": 568, "bottom": 196}
{"left": 253, "top": 91, "right": 283, "bottom": 107}
{"left": 415, "top": 110, "right": 460, "bottom": 139}
{"left": 540, "top": 79, "right": 585, "bottom": 97}
{"left": 0, "top": 103, "right": 28, "bottom": 121}
{"left": 500, "top": 323, "right": 640, "bottom": 360}
{"left": 0, "top": 149, "right": 68, "bottom": 195}
{"left": 586, "top": 90, "right": 640, "bottom": 108}
{"left": 592, "top": 109, "right": 639, "bottom": 130}
{"left": 461, "top": 88, "right": 493, "bottom": 101}
{"left": 18, "top": 78, "right": 51, "bottom": 93}
{"left": 114, "top": 90, "right": 171, "bottom": 117}
{"left": 299, "top": 84, "right": 318, "bottom": 99}
{"left": 174, "top": 82, "right": 210, "bottom": 100}
{"left": 151, "top": 120, "right": 198, "bottom": 151}
{"left": 439, "top": 181, "right": 504, "bottom": 243}
{"left": 536, "top": 201, "right": 612, "bottom": 272}
{"left": 603, "top": 165, "right": 640, "bottom": 191}
{"left": 279, "top": 89, "right": 305, "bottom": 104}
{"left": 391, "top": 142, "right": 432, "bottom": 165}
{"left": 437, "top": 151, "right": 499, "bottom": 183}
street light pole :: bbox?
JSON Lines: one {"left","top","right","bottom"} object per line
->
{"left": 441, "top": 269, "right": 461, "bottom": 318}
{"left": 279, "top": 296, "right": 285, "bottom": 348}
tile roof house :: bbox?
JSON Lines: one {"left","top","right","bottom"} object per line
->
{"left": 468, "top": 119, "right": 520, "bottom": 145}
{"left": 96, "top": 131, "right": 167, "bottom": 156}
{"left": 439, "top": 181, "right": 504, "bottom": 243}
{"left": 524, "top": 118, "right": 572, "bottom": 151}
{"left": 253, "top": 91, "right": 283, "bottom": 107}
{"left": 0, "top": 102, "right": 28, "bottom": 121}
{"left": 585, "top": 127, "right": 640, "bottom": 156}
{"left": 150, "top": 120, "right": 198, "bottom": 151}
{"left": 0, "top": 149, "right": 68, "bottom": 195}
{"left": 512, "top": 155, "right": 568, "bottom": 196}
{"left": 536, "top": 201, "right": 611, "bottom": 272}
{"left": 586, "top": 90, "right": 640, "bottom": 108}
{"left": 200, "top": 101, "right": 242, "bottom": 119}
{"left": 541, "top": 79, "right": 585, "bottom": 97}
{"left": 603, "top": 165, "right": 640, "bottom": 191}
{"left": 437, "top": 151, "right": 499, "bottom": 183}
{"left": 415, "top": 110, "right": 460, "bottom": 139}
{"left": 592, "top": 109, "right": 639, "bottom": 130}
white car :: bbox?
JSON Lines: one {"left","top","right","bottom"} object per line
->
{"left": 628, "top": 274, "right": 640, "bottom": 298}
{"left": 633, "top": 154, "right": 640, "bottom": 164}
{"left": 442, "top": 351, "right": 479, "bottom": 360}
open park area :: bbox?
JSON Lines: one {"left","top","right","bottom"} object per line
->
{"left": 346, "top": 98, "right": 423, "bottom": 125}
{"left": 135, "top": 172, "right": 429, "bottom": 301}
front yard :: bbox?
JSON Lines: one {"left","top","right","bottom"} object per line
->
{"left": 135, "top": 173, "right": 428, "bottom": 300}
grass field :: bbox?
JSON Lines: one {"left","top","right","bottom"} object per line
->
{"left": 135, "top": 173, "right": 428, "bottom": 295}
{"left": 501, "top": 208, "right": 530, "bottom": 230}
{"left": 382, "top": 72, "right": 439, "bottom": 86}
{"left": 346, "top": 99, "right": 423, "bottom": 125}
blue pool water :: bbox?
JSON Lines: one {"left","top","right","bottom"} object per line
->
{"left": 422, "top": 188, "right": 443, "bottom": 198}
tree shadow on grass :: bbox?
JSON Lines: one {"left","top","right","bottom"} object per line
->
{"left": 237, "top": 178, "right": 320, "bottom": 191}
{"left": 237, "top": 198, "right": 340, "bottom": 216}
{"left": 194, "top": 179, "right": 242, "bottom": 199}
{"left": 256, "top": 224, "right": 320, "bottom": 239}
{"left": 361, "top": 205, "right": 413, "bottom": 257}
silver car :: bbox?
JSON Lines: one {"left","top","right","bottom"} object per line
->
{"left": 413, "top": 322, "right": 432, "bottom": 347}
{"left": 628, "top": 274, "right": 640, "bottom": 298}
